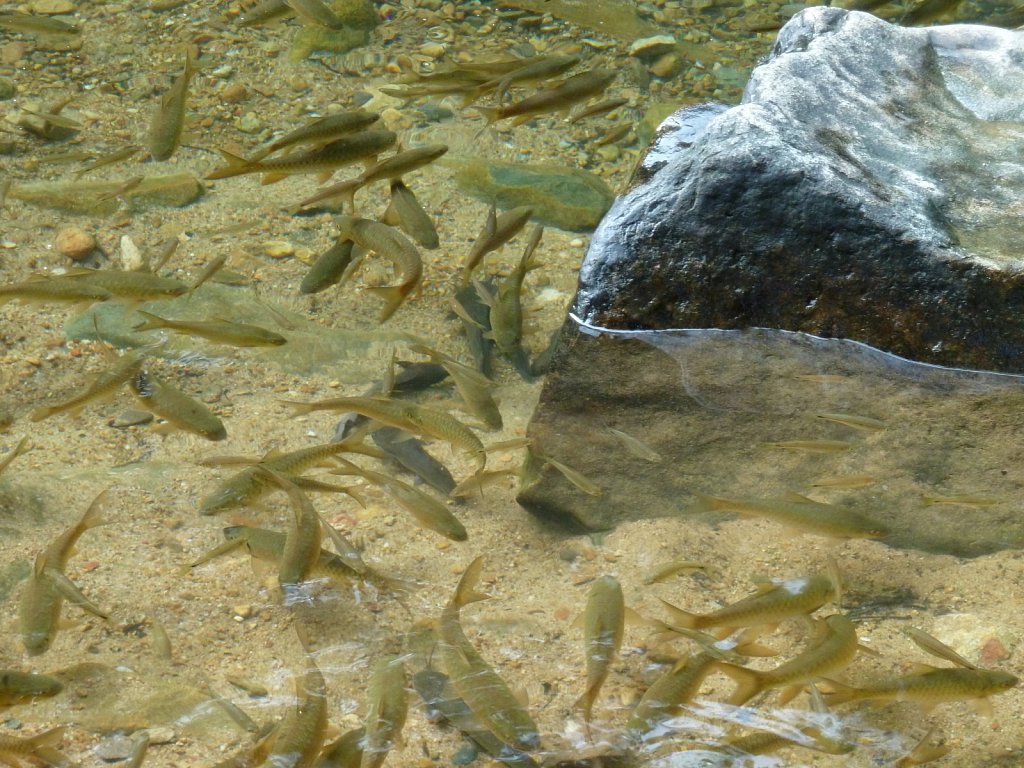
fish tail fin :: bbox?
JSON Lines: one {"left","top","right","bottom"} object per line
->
{"left": 451, "top": 556, "right": 489, "bottom": 608}
{"left": 690, "top": 491, "right": 727, "bottom": 512}
{"left": 656, "top": 597, "right": 700, "bottom": 630}
{"left": 279, "top": 399, "right": 316, "bottom": 417}
{"left": 364, "top": 285, "right": 407, "bottom": 323}
{"left": 573, "top": 689, "right": 596, "bottom": 723}
{"left": 30, "top": 405, "right": 60, "bottom": 422}
{"left": 472, "top": 105, "right": 501, "bottom": 124}
{"left": 818, "top": 677, "right": 861, "bottom": 707}
{"left": 131, "top": 310, "right": 167, "bottom": 332}
{"left": 81, "top": 489, "right": 109, "bottom": 529}
{"left": 718, "top": 663, "right": 765, "bottom": 706}
{"left": 26, "top": 726, "right": 66, "bottom": 750}
{"left": 205, "top": 149, "right": 252, "bottom": 180}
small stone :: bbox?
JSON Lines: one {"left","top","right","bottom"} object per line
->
{"left": 1, "top": 42, "right": 27, "bottom": 65}
{"left": 147, "top": 727, "right": 176, "bottom": 745}
{"left": 220, "top": 82, "right": 248, "bottom": 103}
{"left": 418, "top": 42, "right": 447, "bottom": 58}
{"left": 0, "top": 77, "right": 14, "bottom": 101}
{"left": 30, "top": 0, "right": 76, "bottom": 14}
{"left": 380, "top": 107, "right": 412, "bottom": 131}
{"left": 111, "top": 410, "right": 154, "bottom": 428}
{"left": 452, "top": 741, "right": 480, "bottom": 765}
{"left": 981, "top": 636, "right": 1010, "bottom": 664}
{"left": 119, "top": 235, "right": 144, "bottom": 271}
{"left": 649, "top": 52, "right": 682, "bottom": 79}
{"left": 55, "top": 226, "right": 96, "bottom": 261}
{"left": 94, "top": 733, "right": 135, "bottom": 761}
{"left": 232, "top": 604, "right": 253, "bottom": 620}
{"left": 211, "top": 65, "right": 234, "bottom": 78}
{"left": 237, "top": 112, "right": 263, "bottom": 133}
{"left": 629, "top": 34, "right": 677, "bottom": 60}
{"left": 263, "top": 240, "right": 294, "bottom": 259}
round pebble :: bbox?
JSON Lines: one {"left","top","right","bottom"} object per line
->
{"left": 29, "top": 0, "right": 76, "bottom": 14}
{"left": 263, "top": 240, "right": 295, "bottom": 259}
{"left": 221, "top": 82, "right": 249, "bottom": 103}
{"left": 55, "top": 226, "right": 96, "bottom": 261}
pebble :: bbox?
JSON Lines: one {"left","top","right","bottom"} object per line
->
{"left": 237, "top": 112, "right": 263, "bottom": 133}
{"left": 0, "top": 77, "right": 14, "bottom": 101}
{"left": 650, "top": 52, "right": 682, "bottom": 79}
{"left": 94, "top": 733, "right": 136, "bottom": 761}
{"left": 148, "top": 728, "right": 176, "bottom": 745}
{"left": 119, "top": 235, "right": 144, "bottom": 271}
{"left": 263, "top": 240, "right": 294, "bottom": 259}
{"left": 111, "top": 410, "right": 154, "bottom": 428}
{"left": 0, "top": 43, "right": 26, "bottom": 65}
{"left": 29, "top": 0, "right": 76, "bottom": 14}
{"left": 629, "top": 34, "right": 677, "bottom": 59}
{"left": 220, "top": 82, "right": 248, "bottom": 103}
{"left": 380, "top": 107, "right": 412, "bottom": 131}
{"left": 55, "top": 226, "right": 96, "bottom": 261}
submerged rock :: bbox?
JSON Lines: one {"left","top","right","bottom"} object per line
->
{"left": 451, "top": 158, "right": 615, "bottom": 232}
{"left": 577, "top": 8, "right": 1024, "bottom": 374}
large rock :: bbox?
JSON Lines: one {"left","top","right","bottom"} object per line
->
{"left": 520, "top": 10, "right": 1024, "bottom": 556}
{"left": 576, "top": 8, "right": 1024, "bottom": 374}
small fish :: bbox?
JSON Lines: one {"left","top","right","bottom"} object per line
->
{"left": 594, "top": 124, "right": 632, "bottom": 147}
{"left": 0, "top": 727, "right": 69, "bottom": 766}
{"left": 300, "top": 238, "right": 359, "bottom": 295}
{"left": 719, "top": 724, "right": 855, "bottom": 757}
{"left": 148, "top": 615, "right": 173, "bottom": 660}
{"left": 20, "top": 490, "right": 109, "bottom": 655}
{"left": 822, "top": 666, "right": 1018, "bottom": 714}
{"left": 450, "top": 468, "right": 516, "bottom": 499}
{"left": 237, "top": 0, "right": 290, "bottom": 27}
{"left": 63, "top": 268, "right": 188, "bottom": 300}
{"left": 0, "top": 670, "right": 63, "bottom": 707}
{"left": 693, "top": 492, "right": 888, "bottom": 539}
{"left": 453, "top": 282, "right": 494, "bottom": 378}
{"left": 903, "top": 0, "right": 964, "bottom": 25}
{"left": 624, "top": 654, "right": 722, "bottom": 742}
{"left": 764, "top": 439, "right": 853, "bottom": 453}
{"left": 642, "top": 559, "right": 709, "bottom": 585}
{"left": 126, "top": 731, "right": 150, "bottom": 768}
{"left": 298, "top": 144, "right": 448, "bottom": 211}
{"left": 575, "top": 575, "right": 624, "bottom": 724}
{"left": 266, "top": 639, "right": 328, "bottom": 768}
{"left": 479, "top": 54, "right": 581, "bottom": 104}
{"left": 95, "top": 174, "right": 145, "bottom": 202}
{"left": 363, "top": 656, "right": 408, "bottom": 768}
{"left": 569, "top": 97, "right": 628, "bottom": 123}
{"left": 533, "top": 449, "right": 601, "bottom": 496}
{"left": 0, "top": 437, "right": 29, "bottom": 476}
{"left": 0, "top": 13, "right": 79, "bottom": 35}
{"left": 657, "top": 570, "right": 840, "bottom": 637}
{"left": 438, "top": 557, "right": 541, "bottom": 752}
{"left": 0, "top": 276, "right": 112, "bottom": 305}
{"left": 813, "top": 412, "right": 885, "bottom": 431}
{"left": 75, "top": 146, "right": 141, "bottom": 179}
{"left": 206, "top": 130, "right": 397, "bottom": 183}
{"left": 895, "top": 728, "right": 951, "bottom": 767}
{"left": 255, "top": 469, "right": 323, "bottom": 589}
{"left": 461, "top": 205, "right": 534, "bottom": 284}
{"left": 473, "top": 69, "right": 615, "bottom": 125}
{"left": 31, "top": 349, "right": 145, "bottom": 422}
{"left": 809, "top": 474, "right": 877, "bottom": 489}
{"left": 921, "top": 494, "right": 999, "bottom": 507}
{"left": 409, "top": 344, "right": 502, "bottom": 430}
{"left": 19, "top": 107, "right": 82, "bottom": 130}
{"left": 186, "top": 253, "right": 228, "bottom": 297}
{"left": 148, "top": 47, "right": 198, "bottom": 162}
{"left": 369, "top": 429, "right": 457, "bottom": 497}
{"left": 720, "top": 614, "right": 863, "bottom": 706}
{"left": 132, "top": 310, "right": 287, "bottom": 347}
{"left": 334, "top": 216, "right": 423, "bottom": 322}
{"left": 314, "top": 726, "right": 365, "bottom": 768}
{"left": 151, "top": 236, "right": 181, "bottom": 272}
{"left": 334, "top": 458, "right": 467, "bottom": 541}
{"left": 606, "top": 427, "right": 660, "bottom": 463}
{"left": 130, "top": 370, "right": 227, "bottom": 441}
{"left": 381, "top": 180, "right": 440, "bottom": 249}
{"left": 252, "top": 110, "right": 380, "bottom": 160}
{"left": 284, "top": 396, "right": 485, "bottom": 471}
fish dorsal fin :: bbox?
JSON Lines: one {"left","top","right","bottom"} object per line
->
{"left": 857, "top": 643, "right": 882, "bottom": 658}
{"left": 905, "top": 627, "right": 978, "bottom": 669}
{"left": 261, "top": 448, "right": 285, "bottom": 462}
{"left": 910, "top": 662, "right": 941, "bottom": 675}
{"left": 782, "top": 491, "right": 816, "bottom": 503}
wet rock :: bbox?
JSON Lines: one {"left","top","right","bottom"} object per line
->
{"left": 0, "top": 77, "right": 14, "bottom": 101}
{"left": 451, "top": 158, "right": 615, "bottom": 232}
{"left": 628, "top": 34, "right": 677, "bottom": 60}
{"left": 8, "top": 174, "right": 202, "bottom": 215}
{"left": 55, "top": 226, "right": 96, "bottom": 261}
{"left": 576, "top": 8, "right": 1024, "bottom": 374}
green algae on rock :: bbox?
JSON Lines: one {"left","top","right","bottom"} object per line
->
{"left": 450, "top": 158, "right": 614, "bottom": 232}
{"left": 288, "top": 0, "right": 377, "bottom": 61}
{"left": 497, "top": 0, "right": 656, "bottom": 41}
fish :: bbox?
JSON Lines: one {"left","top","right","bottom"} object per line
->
{"left": 657, "top": 570, "right": 841, "bottom": 638}
{"left": 0, "top": 276, "right": 112, "bottom": 305}
{"left": 409, "top": 344, "right": 502, "bottom": 430}
{"left": 381, "top": 180, "right": 440, "bottom": 249}
{"left": 473, "top": 69, "right": 616, "bottom": 125}
{"left": 284, "top": 396, "right": 485, "bottom": 470}
{"left": 313, "top": 726, "right": 364, "bottom": 768}
{"left": 606, "top": 427, "right": 660, "bottom": 463}
{"left": 809, "top": 474, "right": 877, "bottom": 489}
{"left": 921, "top": 494, "right": 1000, "bottom": 507}
{"left": 251, "top": 111, "right": 380, "bottom": 160}
{"left": 0, "top": 727, "right": 69, "bottom": 766}
{"left": 822, "top": 666, "right": 1018, "bottom": 714}
{"left": 266, "top": 640, "right": 328, "bottom": 768}
{"left": 148, "top": 47, "right": 198, "bottom": 162}
{"left": 237, "top": 0, "right": 290, "bottom": 27}
{"left": 903, "top": 0, "right": 964, "bottom": 25}
{"left": 569, "top": 97, "right": 628, "bottom": 123}
{"left": 594, "top": 124, "right": 632, "bottom": 147}
{"left": 575, "top": 575, "right": 624, "bottom": 724}
{"left": 31, "top": 348, "right": 145, "bottom": 422}
{"left": 720, "top": 614, "right": 863, "bottom": 706}
{"left": 151, "top": 236, "right": 181, "bottom": 272}
{"left": 74, "top": 146, "right": 141, "bottom": 179}
{"left": 532, "top": 450, "right": 601, "bottom": 496}
{"left": 63, "top": 268, "right": 188, "bottom": 300}
{"left": 452, "top": 282, "right": 494, "bottom": 378}
{"left": 255, "top": 469, "right": 323, "bottom": 589}
{"left": 132, "top": 310, "right": 288, "bottom": 347}
{"left": 813, "top": 412, "right": 885, "bottom": 431}
{"left": 450, "top": 467, "right": 516, "bottom": 498}
{"left": 130, "top": 369, "right": 227, "bottom": 441}
{"left": 894, "top": 728, "right": 951, "bottom": 767}
{"left": 624, "top": 654, "right": 722, "bottom": 742}
{"left": 411, "top": 668, "right": 539, "bottom": 768}
{"left": 480, "top": 54, "right": 581, "bottom": 104}
{"left": 334, "top": 216, "right": 423, "bottom": 322}
{"left": 642, "top": 560, "right": 709, "bottom": 585}
{"left": 186, "top": 253, "right": 229, "bottom": 297}
{"left": 206, "top": 130, "right": 397, "bottom": 183}
{"left": 199, "top": 439, "right": 370, "bottom": 514}
{"left": 300, "top": 238, "right": 360, "bottom": 294}
{"left": 692, "top": 491, "right": 889, "bottom": 539}
{"left": 298, "top": 144, "right": 448, "bottom": 211}
{"left": 764, "top": 439, "right": 853, "bottom": 453}
{"left": 475, "top": 223, "right": 542, "bottom": 379}
{"left": 363, "top": 656, "right": 408, "bottom": 768}
{"left": 95, "top": 174, "right": 145, "bottom": 202}
{"left": 20, "top": 490, "right": 109, "bottom": 655}
{"left": 367, "top": 427, "right": 457, "bottom": 496}
{"left": 0, "top": 13, "right": 79, "bottom": 35}
{"left": 438, "top": 557, "right": 541, "bottom": 752}
{"left": 0, "top": 670, "right": 63, "bottom": 707}
{"left": 461, "top": 205, "right": 534, "bottom": 284}
{"left": 126, "top": 731, "right": 150, "bottom": 768}
{"left": 334, "top": 458, "right": 467, "bottom": 541}
{"left": 0, "top": 437, "right": 29, "bottom": 476}
{"left": 719, "top": 723, "right": 855, "bottom": 757}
